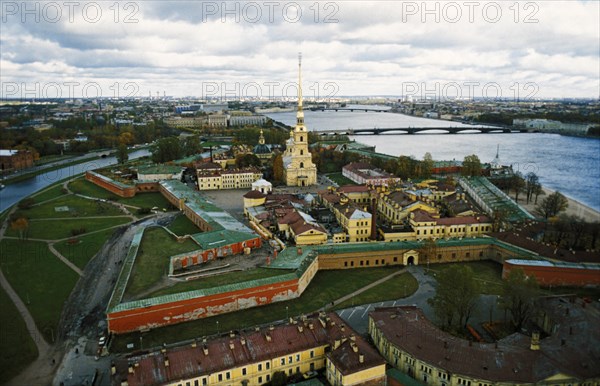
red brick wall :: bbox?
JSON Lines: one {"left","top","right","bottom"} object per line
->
{"left": 107, "top": 278, "right": 299, "bottom": 333}
{"left": 85, "top": 171, "right": 136, "bottom": 197}
{"left": 135, "top": 182, "right": 160, "bottom": 193}
{"left": 502, "top": 261, "right": 600, "bottom": 286}
{"left": 0, "top": 151, "right": 34, "bottom": 171}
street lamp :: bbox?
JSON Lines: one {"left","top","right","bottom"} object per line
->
{"left": 286, "top": 306, "right": 289, "bottom": 321}
{"left": 216, "top": 321, "right": 220, "bottom": 335}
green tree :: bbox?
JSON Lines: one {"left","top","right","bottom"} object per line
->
{"left": 422, "top": 152, "right": 434, "bottom": 178}
{"left": 151, "top": 137, "right": 183, "bottom": 163}
{"left": 116, "top": 143, "right": 128, "bottom": 164}
{"left": 461, "top": 154, "right": 481, "bottom": 177}
{"left": 535, "top": 191, "right": 568, "bottom": 219}
{"left": 235, "top": 153, "right": 261, "bottom": 168}
{"left": 510, "top": 171, "right": 526, "bottom": 202}
{"left": 525, "top": 172, "right": 540, "bottom": 204}
{"left": 428, "top": 265, "right": 479, "bottom": 331}
{"left": 500, "top": 268, "right": 539, "bottom": 330}
{"left": 183, "top": 135, "right": 202, "bottom": 156}
{"left": 273, "top": 154, "right": 284, "bottom": 183}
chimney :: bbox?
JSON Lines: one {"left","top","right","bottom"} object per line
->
{"left": 111, "top": 363, "right": 116, "bottom": 375}
{"left": 230, "top": 331, "right": 235, "bottom": 338}
{"left": 191, "top": 340, "right": 197, "bottom": 348}
{"left": 297, "top": 247, "right": 302, "bottom": 255}
{"left": 265, "top": 333, "right": 272, "bottom": 342}
{"left": 203, "top": 346, "right": 209, "bottom": 355}
{"left": 308, "top": 323, "right": 314, "bottom": 330}
{"left": 352, "top": 343, "right": 358, "bottom": 353}
{"left": 530, "top": 331, "right": 540, "bottom": 351}
{"left": 298, "top": 325, "right": 304, "bottom": 333}
{"left": 229, "top": 341, "right": 235, "bottom": 350}
{"left": 164, "top": 357, "right": 170, "bottom": 367}
{"left": 269, "top": 325, "right": 274, "bottom": 331}
{"left": 341, "top": 324, "right": 345, "bottom": 332}
{"left": 359, "top": 354, "right": 364, "bottom": 363}
{"left": 241, "top": 337, "right": 246, "bottom": 345}
{"left": 334, "top": 339, "right": 341, "bottom": 349}
{"left": 350, "top": 334, "right": 356, "bottom": 342}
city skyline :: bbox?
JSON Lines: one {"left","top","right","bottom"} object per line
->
{"left": 1, "top": 1, "right": 599, "bottom": 99}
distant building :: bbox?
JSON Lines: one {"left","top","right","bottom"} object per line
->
{"left": 0, "top": 149, "right": 34, "bottom": 172}
{"left": 136, "top": 165, "right": 184, "bottom": 182}
{"left": 111, "top": 312, "right": 386, "bottom": 386}
{"left": 229, "top": 115, "right": 267, "bottom": 126}
{"left": 252, "top": 178, "right": 272, "bottom": 194}
{"left": 282, "top": 55, "right": 317, "bottom": 187}
{"left": 319, "top": 190, "right": 373, "bottom": 243}
{"left": 342, "top": 162, "right": 401, "bottom": 186}
{"left": 253, "top": 130, "right": 274, "bottom": 162}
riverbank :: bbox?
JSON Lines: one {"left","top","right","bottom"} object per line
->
{"left": 516, "top": 185, "right": 600, "bottom": 223}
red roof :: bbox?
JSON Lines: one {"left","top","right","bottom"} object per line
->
{"left": 243, "top": 190, "right": 266, "bottom": 199}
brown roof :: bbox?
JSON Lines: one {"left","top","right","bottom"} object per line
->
{"left": 290, "top": 219, "right": 327, "bottom": 236}
{"left": 327, "top": 338, "right": 385, "bottom": 376}
{"left": 338, "top": 185, "right": 371, "bottom": 194}
{"left": 196, "top": 162, "right": 222, "bottom": 170}
{"left": 369, "top": 304, "right": 600, "bottom": 382}
{"left": 243, "top": 190, "right": 266, "bottom": 199}
{"left": 114, "top": 313, "right": 371, "bottom": 386}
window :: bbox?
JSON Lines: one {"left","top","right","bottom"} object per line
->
{"left": 202, "top": 378, "right": 207, "bottom": 385}
{"left": 289, "top": 369, "right": 293, "bottom": 375}
{"left": 258, "top": 376, "right": 263, "bottom": 384}
{"left": 226, "top": 372, "right": 231, "bottom": 380}
{"left": 266, "top": 375, "right": 270, "bottom": 382}
{"left": 266, "top": 362, "right": 270, "bottom": 370}
{"left": 344, "top": 261, "right": 348, "bottom": 267}
{"left": 281, "top": 358, "right": 285, "bottom": 366}
{"left": 194, "top": 381, "right": 199, "bottom": 386}
{"left": 288, "top": 356, "right": 293, "bottom": 363}
{"left": 296, "top": 354, "right": 300, "bottom": 362}
{"left": 310, "top": 350, "right": 314, "bottom": 358}
{"left": 242, "top": 368, "right": 247, "bottom": 376}
{"left": 218, "top": 374, "right": 223, "bottom": 382}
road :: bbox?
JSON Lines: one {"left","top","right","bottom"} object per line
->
{"left": 336, "top": 266, "right": 503, "bottom": 336}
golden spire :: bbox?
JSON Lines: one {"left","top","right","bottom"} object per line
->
{"left": 296, "top": 52, "right": 304, "bottom": 127}
{"left": 259, "top": 129, "right": 265, "bottom": 145}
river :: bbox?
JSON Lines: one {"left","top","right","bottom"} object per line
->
{"left": 0, "top": 149, "right": 151, "bottom": 213}
{"left": 266, "top": 110, "right": 600, "bottom": 212}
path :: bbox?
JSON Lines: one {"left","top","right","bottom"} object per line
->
{"left": 324, "top": 267, "right": 407, "bottom": 310}
{"left": 48, "top": 243, "right": 84, "bottom": 276}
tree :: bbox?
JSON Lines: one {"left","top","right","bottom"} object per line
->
{"left": 418, "top": 238, "right": 437, "bottom": 267}
{"left": 535, "top": 191, "right": 568, "bottom": 219}
{"left": 273, "top": 154, "right": 284, "bottom": 183}
{"left": 510, "top": 171, "right": 526, "bottom": 202}
{"left": 500, "top": 268, "right": 539, "bottom": 330}
{"left": 151, "top": 137, "right": 183, "bottom": 163}
{"left": 116, "top": 143, "right": 128, "bottom": 164}
{"left": 525, "top": 172, "right": 540, "bottom": 204}
{"left": 422, "top": 152, "right": 434, "bottom": 178}
{"left": 235, "top": 153, "right": 261, "bottom": 168}
{"left": 10, "top": 217, "right": 29, "bottom": 240}
{"left": 183, "top": 135, "right": 202, "bottom": 156}
{"left": 428, "top": 265, "right": 479, "bottom": 331}
{"left": 17, "top": 198, "right": 35, "bottom": 210}
{"left": 461, "top": 154, "right": 481, "bottom": 177}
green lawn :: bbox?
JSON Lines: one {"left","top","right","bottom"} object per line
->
{"left": 31, "top": 184, "right": 67, "bottom": 203}
{"left": 167, "top": 214, "right": 201, "bottom": 236}
{"left": 53, "top": 228, "right": 117, "bottom": 269}
{"left": 336, "top": 272, "right": 418, "bottom": 308}
{"left": 68, "top": 177, "right": 172, "bottom": 209}
{"left": 0, "top": 285, "right": 39, "bottom": 384}
{"left": 147, "top": 268, "right": 293, "bottom": 298}
{"left": 112, "top": 266, "right": 407, "bottom": 351}
{"left": 5, "top": 216, "right": 130, "bottom": 240}
{"left": 15, "top": 195, "right": 123, "bottom": 219}
{"left": 325, "top": 172, "right": 355, "bottom": 186}
{"left": 427, "top": 261, "right": 505, "bottom": 295}
{"left": 124, "top": 228, "right": 200, "bottom": 298}
{"left": 0, "top": 240, "right": 79, "bottom": 342}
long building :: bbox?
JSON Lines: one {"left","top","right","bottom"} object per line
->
{"left": 369, "top": 300, "right": 600, "bottom": 385}
{"left": 112, "top": 312, "right": 386, "bottom": 386}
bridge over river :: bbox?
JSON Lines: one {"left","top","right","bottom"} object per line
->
{"left": 315, "top": 126, "right": 527, "bottom": 135}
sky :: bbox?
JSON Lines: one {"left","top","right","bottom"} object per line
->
{"left": 1, "top": 0, "right": 599, "bottom": 100}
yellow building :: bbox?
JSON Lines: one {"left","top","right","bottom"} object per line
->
{"left": 377, "top": 190, "right": 438, "bottom": 225}
{"left": 320, "top": 192, "right": 372, "bottom": 243}
{"left": 282, "top": 54, "right": 317, "bottom": 187}
{"left": 113, "top": 312, "right": 385, "bottom": 386}
{"left": 326, "top": 339, "right": 387, "bottom": 386}
{"left": 410, "top": 210, "right": 492, "bottom": 240}
{"left": 278, "top": 210, "right": 328, "bottom": 246}
{"left": 369, "top": 303, "right": 600, "bottom": 386}
{"left": 197, "top": 167, "right": 262, "bottom": 190}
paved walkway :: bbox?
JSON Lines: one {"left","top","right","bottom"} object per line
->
{"left": 323, "top": 268, "right": 407, "bottom": 310}
{"left": 48, "top": 243, "right": 84, "bottom": 276}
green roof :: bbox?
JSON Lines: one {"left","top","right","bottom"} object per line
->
{"left": 137, "top": 164, "right": 184, "bottom": 175}
{"left": 190, "top": 230, "right": 257, "bottom": 250}
{"left": 387, "top": 369, "right": 426, "bottom": 386}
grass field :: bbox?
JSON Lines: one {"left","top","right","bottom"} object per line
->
{"left": 0, "top": 285, "right": 39, "bottom": 384}
{"left": 426, "top": 261, "right": 505, "bottom": 295}
{"left": 31, "top": 184, "right": 67, "bottom": 203}
{"left": 68, "top": 178, "right": 172, "bottom": 209}
{"left": 112, "top": 266, "right": 409, "bottom": 351}
{"left": 0, "top": 239, "right": 79, "bottom": 342}
{"left": 15, "top": 195, "right": 123, "bottom": 219}
{"left": 325, "top": 172, "right": 355, "bottom": 186}
{"left": 124, "top": 227, "right": 200, "bottom": 298}
{"left": 336, "top": 272, "right": 418, "bottom": 308}
{"left": 167, "top": 214, "right": 201, "bottom": 236}
{"left": 148, "top": 268, "right": 293, "bottom": 298}
{"left": 53, "top": 228, "right": 117, "bottom": 269}
{"left": 5, "top": 216, "right": 130, "bottom": 240}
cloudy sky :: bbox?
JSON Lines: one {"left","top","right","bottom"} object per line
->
{"left": 1, "top": 1, "right": 598, "bottom": 99}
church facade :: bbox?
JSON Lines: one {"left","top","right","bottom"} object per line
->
{"left": 282, "top": 54, "right": 318, "bottom": 187}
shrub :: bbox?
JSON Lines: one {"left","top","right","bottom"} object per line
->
{"left": 71, "top": 227, "right": 87, "bottom": 236}
{"left": 17, "top": 198, "right": 35, "bottom": 209}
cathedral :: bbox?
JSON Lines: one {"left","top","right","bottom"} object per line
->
{"left": 282, "top": 54, "right": 318, "bottom": 186}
